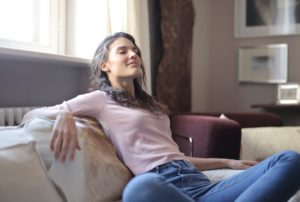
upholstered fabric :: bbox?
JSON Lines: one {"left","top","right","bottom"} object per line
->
{"left": 170, "top": 115, "right": 241, "bottom": 159}
{"left": 172, "top": 112, "right": 283, "bottom": 128}
{"left": 0, "top": 126, "right": 62, "bottom": 202}
{"left": 25, "top": 117, "right": 133, "bottom": 202}
{"left": 241, "top": 127, "right": 300, "bottom": 161}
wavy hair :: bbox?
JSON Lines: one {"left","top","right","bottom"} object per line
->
{"left": 89, "top": 32, "right": 168, "bottom": 115}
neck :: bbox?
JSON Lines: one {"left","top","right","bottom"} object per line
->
{"left": 109, "top": 78, "right": 135, "bottom": 96}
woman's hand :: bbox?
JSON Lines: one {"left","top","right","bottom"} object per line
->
{"left": 49, "top": 112, "right": 81, "bottom": 163}
{"left": 226, "top": 159, "right": 258, "bottom": 170}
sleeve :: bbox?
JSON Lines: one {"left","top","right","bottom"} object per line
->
{"left": 59, "top": 90, "right": 105, "bottom": 119}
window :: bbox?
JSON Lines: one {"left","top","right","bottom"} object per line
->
{"left": 0, "top": 0, "right": 150, "bottom": 64}
{"left": 65, "top": 0, "right": 129, "bottom": 59}
{"left": 0, "top": 0, "right": 64, "bottom": 54}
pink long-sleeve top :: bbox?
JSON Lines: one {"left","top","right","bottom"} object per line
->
{"left": 59, "top": 90, "right": 186, "bottom": 175}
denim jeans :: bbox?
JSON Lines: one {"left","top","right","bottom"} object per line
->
{"left": 122, "top": 150, "right": 300, "bottom": 202}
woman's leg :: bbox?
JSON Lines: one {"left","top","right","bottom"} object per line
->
{"left": 122, "top": 173, "right": 194, "bottom": 202}
{"left": 197, "top": 150, "right": 300, "bottom": 202}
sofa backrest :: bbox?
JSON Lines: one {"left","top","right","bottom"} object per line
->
{"left": 171, "top": 112, "right": 283, "bottom": 128}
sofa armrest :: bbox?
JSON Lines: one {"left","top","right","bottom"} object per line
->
{"left": 172, "top": 112, "right": 283, "bottom": 128}
{"left": 170, "top": 115, "right": 241, "bottom": 159}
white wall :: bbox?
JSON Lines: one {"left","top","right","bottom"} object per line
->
{"left": 192, "top": 0, "right": 212, "bottom": 112}
{"left": 192, "top": 0, "right": 300, "bottom": 113}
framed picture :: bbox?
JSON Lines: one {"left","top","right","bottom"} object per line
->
{"left": 277, "top": 83, "right": 300, "bottom": 104}
{"left": 234, "top": 0, "right": 300, "bottom": 38}
{"left": 238, "top": 44, "right": 288, "bottom": 83}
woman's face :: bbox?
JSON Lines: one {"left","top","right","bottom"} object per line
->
{"left": 101, "top": 37, "right": 142, "bottom": 83}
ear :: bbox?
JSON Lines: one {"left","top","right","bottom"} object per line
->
{"left": 100, "top": 62, "right": 110, "bottom": 72}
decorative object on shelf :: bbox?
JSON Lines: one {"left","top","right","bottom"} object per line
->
{"left": 277, "top": 83, "right": 300, "bottom": 104}
{"left": 238, "top": 44, "right": 288, "bottom": 84}
{"left": 234, "top": 0, "right": 300, "bottom": 38}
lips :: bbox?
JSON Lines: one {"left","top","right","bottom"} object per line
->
{"left": 127, "top": 61, "right": 140, "bottom": 66}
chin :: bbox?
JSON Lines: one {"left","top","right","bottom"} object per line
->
{"left": 132, "top": 70, "right": 142, "bottom": 78}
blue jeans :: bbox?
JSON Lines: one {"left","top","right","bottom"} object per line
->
{"left": 123, "top": 151, "right": 300, "bottom": 202}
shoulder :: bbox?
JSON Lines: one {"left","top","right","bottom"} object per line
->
{"left": 80, "top": 90, "right": 107, "bottom": 99}
{"left": 68, "top": 90, "right": 109, "bottom": 105}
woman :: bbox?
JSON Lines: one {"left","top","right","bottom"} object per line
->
{"left": 23, "top": 32, "right": 300, "bottom": 202}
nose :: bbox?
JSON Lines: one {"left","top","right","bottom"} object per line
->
{"left": 128, "top": 50, "right": 137, "bottom": 58}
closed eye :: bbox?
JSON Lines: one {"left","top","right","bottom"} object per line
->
{"left": 116, "top": 46, "right": 139, "bottom": 55}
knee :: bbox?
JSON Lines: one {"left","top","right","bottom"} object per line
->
{"left": 278, "top": 150, "right": 300, "bottom": 166}
{"left": 123, "top": 173, "right": 165, "bottom": 202}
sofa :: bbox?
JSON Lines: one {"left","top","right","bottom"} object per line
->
{"left": 0, "top": 112, "right": 299, "bottom": 202}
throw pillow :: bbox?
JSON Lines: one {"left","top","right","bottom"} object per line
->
{"left": 219, "top": 113, "right": 230, "bottom": 120}
{"left": 241, "top": 126, "right": 300, "bottom": 161}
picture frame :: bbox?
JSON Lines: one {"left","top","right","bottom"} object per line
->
{"left": 277, "top": 83, "right": 300, "bottom": 104}
{"left": 238, "top": 44, "right": 288, "bottom": 84}
{"left": 234, "top": 0, "right": 300, "bottom": 38}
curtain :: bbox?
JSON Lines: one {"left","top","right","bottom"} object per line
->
{"left": 154, "top": 0, "right": 195, "bottom": 112}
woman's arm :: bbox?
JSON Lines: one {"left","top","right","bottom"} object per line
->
{"left": 22, "top": 91, "right": 103, "bottom": 163}
{"left": 22, "top": 105, "right": 80, "bottom": 163}
{"left": 22, "top": 106, "right": 60, "bottom": 122}
{"left": 187, "top": 156, "right": 258, "bottom": 171}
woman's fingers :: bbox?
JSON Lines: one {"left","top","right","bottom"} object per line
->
{"left": 60, "top": 132, "right": 70, "bottom": 162}
{"left": 244, "top": 160, "right": 258, "bottom": 166}
{"left": 49, "top": 112, "right": 80, "bottom": 163}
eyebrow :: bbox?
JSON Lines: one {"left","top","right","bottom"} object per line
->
{"left": 115, "top": 46, "right": 137, "bottom": 50}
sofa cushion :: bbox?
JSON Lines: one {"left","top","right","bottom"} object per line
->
{"left": 0, "top": 126, "right": 62, "bottom": 202}
{"left": 24, "top": 117, "right": 133, "bottom": 202}
{"left": 241, "top": 126, "right": 300, "bottom": 161}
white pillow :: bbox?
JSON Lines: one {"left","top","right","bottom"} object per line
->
{"left": 24, "top": 119, "right": 54, "bottom": 169}
{"left": 0, "top": 126, "right": 62, "bottom": 202}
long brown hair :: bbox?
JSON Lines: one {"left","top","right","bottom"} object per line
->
{"left": 89, "top": 32, "right": 168, "bottom": 115}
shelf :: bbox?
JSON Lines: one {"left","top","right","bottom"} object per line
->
{"left": 252, "top": 104, "right": 300, "bottom": 109}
